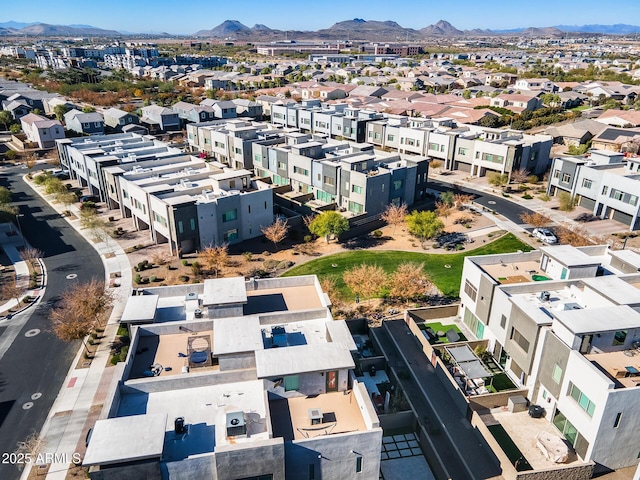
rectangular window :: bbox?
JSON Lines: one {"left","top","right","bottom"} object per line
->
{"left": 352, "top": 185, "right": 363, "bottom": 194}
{"left": 293, "top": 166, "right": 309, "bottom": 176}
{"left": 630, "top": 195, "right": 638, "bottom": 206}
{"left": 348, "top": 201, "right": 364, "bottom": 214}
{"left": 374, "top": 132, "right": 381, "bottom": 140}
{"left": 323, "top": 176, "right": 335, "bottom": 186}
{"left": 581, "top": 178, "right": 593, "bottom": 189}
{"left": 614, "top": 412, "right": 622, "bottom": 428}
{"left": 611, "top": 189, "right": 623, "bottom": 201}
{"left": 222, "top": 209, "right": 237, "bottom": 222}
{"left": 387, "top": 134, "right": 395, "bottom": 142}
{"left": 178, "top": 221, "right": 184, "bottom": 234}
{"left": 393, "top": 180, "right": 402, "bottom": 191}
{"left": 500, "top": 314, "right": 506, "bottom": 328}
{"left": 561, "top": 173, "right": 571, "bottom": 183}
{"left": 458, "top": 147, "right": 468, "bottom": 155}
{"left": 405, "top": 138, "right": 415, "bottom": 146}
{"left": 602, "top": 186, "right": 609, "bottom": 195}
{"left": 278, "top": 161, "right": 286, "bottom": 170}
{"left": 464, "top": 280, "right": 477, "bottom": 301}
{"left": 511, "top": 327, "right": 530, "bottom": 353}
{"left": 309, "top": 464, "right": 315, "bottom": 480}
{"left": 552, "top": 364, "right": 563, "bottom": 384}
{"left": 613, "top": 330, "right": 627, "bottom": 346}
{"left": 356, "top": 456, "right": 363, "bottom": 473}
{"left": 568, "top": 382, "right": 596, "bottom": 417}
{"left": 223, "top": 228, "right": 238, "bottom": 242}
{"left": 190, "top": 218, "right": 195, "bottom": 231}
{"left": 553, "top": 169, "right": 560, "bottom": 179}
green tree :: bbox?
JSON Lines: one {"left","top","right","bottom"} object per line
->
{"left": 558, "top": 191, "right": 576, "bottom": 212}
{"left": 53, "top": 104, "right": 70, "bottom": 122}
{"left": 487, "top": 172, "right": 509, "bottom": 187}
{"left": 9, "top": 124, "right": 21, "bottom": 134}
{"left": 308, "top": 211, "right": 349, "bottom": 243}
{"left": 0, "top": 110, "right": 13, "bottom": 130}
{"left": 0, "top": 186, "right": 11, "bottom": 204}
{"left": 462, "top": 89, "right": 471, "bottom": 99}
{"left": 81, "top": 106, "right": 95, "bottom": 113}
{"left": 406, "top": 210, "right": 444, "bottom": 244}
{"left": 439, "top": 191, "right": 455, "bottom": 207}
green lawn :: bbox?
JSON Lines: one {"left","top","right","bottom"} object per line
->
{"left": 283, "top": 233, "right": 531, "bottom": 299}
{"left": 418, "top": 322, "right": 466, "bottom": 343}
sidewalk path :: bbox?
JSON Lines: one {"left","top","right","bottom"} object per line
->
{"left": 20, "top": 180, "right": 132, "bottom": 480}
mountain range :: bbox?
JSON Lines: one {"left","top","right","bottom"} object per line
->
{"left": 1, "top": 19, "right": 640, "bottom": 38}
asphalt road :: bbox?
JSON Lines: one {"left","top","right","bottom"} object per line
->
{"left": 428, "top": 178, "right": 536, "bottom": 228}
{"left": 0, "top": 165, "right": 104, "bottom": 480}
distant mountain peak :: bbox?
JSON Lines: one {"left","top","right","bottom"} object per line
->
{"left": 421, "top": 19, "right": 462, "bottom": 35}
{"left": 194, "top": 19, "right": 250, "bottom": 37}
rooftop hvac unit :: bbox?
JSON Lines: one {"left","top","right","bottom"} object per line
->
{"left": 174, "top": 416, "right": 187, "bottom": 434}
{"left": 185, "top": 292, "right": 198, "bottom": 302}
{"left": 308, "top": 408, "right": 323, "bottom": 425}
{"left": 226, "top": 412, "right": 246, "bottom": 437}
{"left": 539, "top": 291, "right": 550, "bottom": 302}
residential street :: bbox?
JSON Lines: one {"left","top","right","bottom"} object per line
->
{"left": 0, "top": 165, "right": 104, "bottom": 480}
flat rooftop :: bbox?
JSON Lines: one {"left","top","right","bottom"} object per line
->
{"left": 270, "top": 390, "right": 366, "bottom": 441}
{"left": 480, "top": 410, "right": 587, "bottom": 470}
{"left": 244, "top": 284, "right": 322, "bottom": 314}
{"left": 116, "top": 380, "right": 270, "bottom": 460}
{"left": 554, "top": 305, "right": 640, "bottom": 335}
{"left": 540, "top": 245, "right": 601, "bottom": 268}
{"left": 586, "top": 349, "right": 640, "bottom": 388}
{"left": 256, "top": 343, "right": 354, "bottom": 378}
{"left": 482, "top": 259, "right": 545, "bottom": 284}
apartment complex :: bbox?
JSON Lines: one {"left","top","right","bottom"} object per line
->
{"left": 84, "top": 275, "right": 382, "bottom": 479}
{"left": 547, "top": 150, "right": 640, "bottom": 230}
{"left": 459, "top": 244, "right": 640, "bottom": 470}
{"left": 251, "top": 132, "right": 429, "bottom": 217}
{"left": 269, "top": 101, "right": 553, "bottom": 179}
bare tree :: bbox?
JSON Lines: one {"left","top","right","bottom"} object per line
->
{"left": 519, "top": 212, "right": 551, "bottom": 228}
{"left": 19, "top": 247, "right": 43, "bottom": 268}
{"left": 343, "top": 264, "right": 387, "bottom": 302}
{"left": 436, "top": 200, "right": 453, "bottom": 224}
{"left": 25, "top": 154, "right": 37, "bottom": 174}
{"left": 199, "top": 244, "right": 229, "bottom": 278}
{"left": 0, "top": 278, "right": 22, "bottom": 307}
{"left": 261, "top": 217, "right": 289, "bottom": 250}
{"left": 55, "top": 191, "right": 77, "bottom": 214}
{"left": 510, "top": 168, "right": 530, "bottom": 186}
{"left": 302, "top": 214, "right": 316, "bottom": 231}
{"left": 380, "top": 203, "right": 408, "bottom": 236}
{"left": 320, "top": 276, "right": 342, "bottom": 307}
{"left": 556, "top": 226, "right": 592, "bottom": 246}
{"left": 49, "top": 279, "right": 113, "bottom": 353}
{"left": 389, "top": 262, "right": 432, "bottom": 300}
{"left": 14, "top": 430, "right": 43, "bottom": 471}
{"left": 453, "top": 193, "right": 473, "bottom": 210}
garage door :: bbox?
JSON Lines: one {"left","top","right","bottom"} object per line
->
{"left": 612, "top": 209, "right": 633, "bottom": 226}
{"left": 578, "top": 196, "right": 596, "bottom": 210}
{"left": 455, "top": 161, "right": 472, "bottom": 173}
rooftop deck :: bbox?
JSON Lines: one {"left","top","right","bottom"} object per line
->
{"left": 244, "top": 284, "right": 322, "bottom": 314}
{"left": 129, "top": 331, "right": 217, "bottom": 379}
{"left": 482, "top": 260, "right": 548, "bottom": 284}
{"left": 586, "top": 349, "right": 640, "bottom": 388}
{"left": 269, "top": 391, "right": 367, "bottom": 441}
{"left": 481, "top": 410, "right": 586, "bottom": 470}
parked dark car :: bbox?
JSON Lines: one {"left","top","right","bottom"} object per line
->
{"left": 79, "top": 195, "right": 99, "bottom": 203}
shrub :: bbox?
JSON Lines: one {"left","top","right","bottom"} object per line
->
{"left": 373, "top": 229, "right": 383, "bottom": 238}
{"left": 181, "top": 259, "right": 189, "bottom": 266}
{"left": 277, "top": 260, "right": 294, "bottom": 269}
{"left": 502, "top": 193, "right": 510, "bottom": 198}
{"left": 108, "top": 216, "right": 115, "bottom": 222}
{"left": 80, "top": 201, "right": 97, "bottom": 211}
{"left": 303, "top": 235, "right": 312, "bottom": 243}
{"left": 119, "top": 346, "right": 129, "bottom": 362}
{"left": 264, "top": 259, "right": 279, "bottom": 270}
{"left": 178, "top": 275, "right": 190, "bottom": 282}
{"left": 191, "top": 261, "right": 202, "bottom": 276}
{"left": 522, "top": 194, "right": 533, "bottom": 199}
{"left": 262, "top": 251, "right": 270, "bottom": 256}
{"left": 149, "top": 275, "right": 157, "bottom": 282}
{"left": 242, "top": 252, "right": 253, "bottom": 262}
{"left": 134, "top": 273, "right": 141, "bottom": 284}
{"left": 110, "top": 355, "right": 119, "bottom": 365}
{"left": 539, "top": 193, "right": 551, "bottom": 202}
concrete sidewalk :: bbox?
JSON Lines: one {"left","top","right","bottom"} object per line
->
{"left": 0, "top": 223, "right": 46, "bottom": 318}
{"left": 20, "top": 180, "right": 132, "bottom": 480}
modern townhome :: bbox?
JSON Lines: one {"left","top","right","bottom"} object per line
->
{"left": 106, "top": 159, "right": 273, "bottom": 255}
{"left": 103, "top": 107, "right": 140, "bottom": 132}
{"left": 172, "top": 101, "right": 216, "bottom": 125}
{"left": 200, "top": 99, "right": 238, "bottom": 119}
{"left": 19, "top": 113, "right": 64, "bottom": 149}
{"left": 186, "top": 119, "right": 283, "bottom": 171}
{"left": 251, "top": 132, "right": 429, "bottom": 217}
{"left": 271, "top": 101, "right": 383, "bottom": 143}
{"left": 547, "top": 150, "right": 640, "bottom": 230}
{"left": 63, "top": 109, "right": 106, "bottom": 135}
{"left": 83, "top": 275, "right": 382, "bottom": 480}
{"left": 458, "top": 243, "right": 640, "bottom": 470}
{"left": 366, "top": 116, "right": 553, "bottom": 178}
{"left": 141, "top": 104, "right": 181, "bottom": 132}
{"left": 56, "top": 132, "right": 183, "bottom": 201}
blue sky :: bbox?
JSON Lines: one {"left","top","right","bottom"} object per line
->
{"left": 3, "top": 0, "right": 640, "bottom": 34}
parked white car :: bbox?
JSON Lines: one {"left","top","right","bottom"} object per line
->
{"left": 533, "top": 228, "right": 557, "bottom": 244}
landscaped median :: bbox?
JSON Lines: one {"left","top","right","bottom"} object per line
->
{"left": 282, "top": 233, "right": 532, "bottom": 299}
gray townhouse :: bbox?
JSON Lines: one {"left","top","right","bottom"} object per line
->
{"left": 199, "top": 99, "right": 237, "bottom": 119}
{"left": 103, "top": 107, "right": 140, "bottom": 132}
{"left": 140, "top": 105, "right": 181, "bottom": 132}
{"left": 547, "top": 150, "right": 640, "bottom": 230}
{"left": 172, "top": 101, "right": 215, "bottom": 125}
{"left": 63, "top": 109, "right": 105, "bottom": 135}
{"left": 108, "top": 160, "right": 273, "bottom": 255}
{"left": 252, "top": 133, "right": 429, "bottom": 217}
